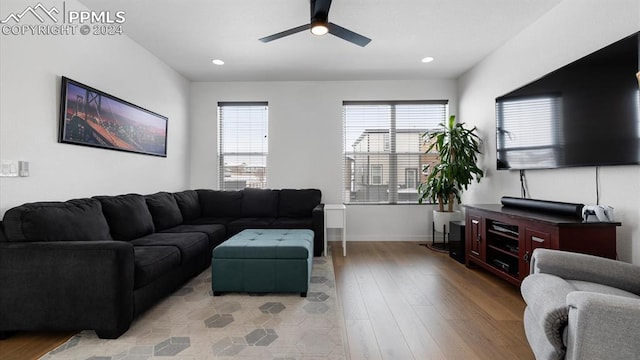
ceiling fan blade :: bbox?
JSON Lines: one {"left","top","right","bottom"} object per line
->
{"left": 259, "top": 24, "right": 310, "bottom": 43}
{"left": 328, "top": 22, "right": 371, "bottom": 47}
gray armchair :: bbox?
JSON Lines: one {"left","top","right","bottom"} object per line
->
{"left": 520, "top": 248, "right": 640, "bottom": 360}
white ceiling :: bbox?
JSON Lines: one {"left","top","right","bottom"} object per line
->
{"left": 79, "top": 0, "right": 562, "bottom": 82}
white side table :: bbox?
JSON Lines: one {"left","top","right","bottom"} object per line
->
{"left": 324, "top": 204, "right": 347, "bottom": 256}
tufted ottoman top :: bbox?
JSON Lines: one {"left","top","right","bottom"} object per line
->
{"left": 213, "top": 229, "right": 314, "bottom": 259}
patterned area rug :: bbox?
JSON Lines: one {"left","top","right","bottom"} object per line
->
{"left": 42, "top": 257, "right": 345, "bottom": 360}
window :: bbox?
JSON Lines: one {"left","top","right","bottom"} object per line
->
{"left": 218, "top": 102, "right": 268, "bottom": 190}
{"left": 496, "top": 96, "right": 562, "bottom": 168}
{"left": 343, "top": 100, "right": 448, "bottom": 204}
{"left": 405, "top": 168, "right": 418, "bottom": 189}
{"left": 370, "top": 164, "right": 383, "bottom": 185}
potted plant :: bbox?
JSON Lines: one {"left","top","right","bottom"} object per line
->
{"left": 418, "top": 115, "right": 484, "bottom": 234}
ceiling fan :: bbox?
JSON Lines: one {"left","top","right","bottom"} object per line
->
{"left": 259, "top": 0, "right": 371, "bottom": 47}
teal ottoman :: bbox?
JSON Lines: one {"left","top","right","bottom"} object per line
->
{"left": 211, "top": 229, "right": 314, "bottom": 297}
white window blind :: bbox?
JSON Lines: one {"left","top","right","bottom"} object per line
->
{"left": 218, "top": 102, "right": 268, "bottom": 190}
{"left": 343, "top": 100, "right": 448, "bottom": 204}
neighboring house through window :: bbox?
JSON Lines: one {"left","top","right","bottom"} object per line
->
{"left": 343, "top": 100, "right": 448, "bottom": 204}
{"left": 218, "top": 102, "right": 268, "bottom": 190}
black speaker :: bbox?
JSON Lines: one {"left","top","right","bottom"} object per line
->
{"left": 501, "top": 196, "right": 584, "bottom": 218}
{"left": 448, "top": 220, "right": 466, "bottom": 264}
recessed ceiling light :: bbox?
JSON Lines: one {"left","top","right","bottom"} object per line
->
{"left": 212, "top": 59, "right": 225, "bottom": 65}
{"left": 421, "top": 57, "right": 435, "bottom": 63}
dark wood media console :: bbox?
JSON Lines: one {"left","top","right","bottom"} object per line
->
{"left": 464, "top": 204, "right": 620, "bottom": 286}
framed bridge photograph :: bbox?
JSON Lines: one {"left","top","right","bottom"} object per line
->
{"left": 58, "top": 76, "right": 168, "bottom": 157}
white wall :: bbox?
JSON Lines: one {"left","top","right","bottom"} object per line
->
{"left": 0, "top": 0, "right": 191, "bottom": 217}
{"left": 190, "top": 80, "right": 458, "bottom": 241}
{"left": 458, "top": 0, "right": 640, "bottom": 264}
{"left": 5, "top": 0, "right": 636, "bottom": 260}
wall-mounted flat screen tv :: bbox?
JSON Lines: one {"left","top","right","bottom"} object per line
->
{"left": 495, "top": 32, "right": 639, "bottom": 170}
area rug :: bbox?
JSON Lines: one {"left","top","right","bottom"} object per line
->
{"left": 42, "top": 257, "right": 346, "bottom": 360}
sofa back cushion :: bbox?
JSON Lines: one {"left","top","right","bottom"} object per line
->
{"left": 95, "top": 194, "right": 155, "bottom": 241}
{"left": 173, "top": 190, "right": 201, "bottom": 221}
{"left": 197, "top": 189, "right": 243, "bottom": 217}
{"left": 145, "top": 192, "right": 183, "bottom": 231}
{"left": 0, "top": 222, "right": 6, "bottom": 242}
{"left": 278, "top": 189, "right": 322, "bottom": 217}
{"left": 1, "top": 198, "right": 112, "bottom": 242}
{"left": 242, "top": 188, "right": 279, "bottom": 217}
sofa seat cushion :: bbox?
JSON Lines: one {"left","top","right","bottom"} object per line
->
{"left": 95, "top": 194, "right": 155, "bottom": 241}
{"left": 278, "top": 189, "right": 321, "bottom": 217}
{"left": 271, "top": 217, "right": 313, "bottom": 229}
{"left": 145, "top": 192, "right": 183, "bottom": 231}
{"left": 567, "top": 280, "right": 640, "bottom": 299}
{"left": 213, "top": 229, "right": 314, "bottom": 259}
{"left": 133, "top": 245, "right": 181, "bottom": 289}
{"left": 2, "top": 198, "right": 111, "bottom": 242}
{"left": 130, "top": 232, "right": 209, "bottom": 263}
{"left": 227, "top": 218, "right": 276, "bottom": 237}
{"left": 161, "top": 224, "right": 226, "bottom": 248}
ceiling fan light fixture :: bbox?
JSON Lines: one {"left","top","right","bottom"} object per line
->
{"left": 259, "top": 0, "right": 371, "bottom": 46}
{"left": 311, "top": 21, "right": 329, "bottom": 36}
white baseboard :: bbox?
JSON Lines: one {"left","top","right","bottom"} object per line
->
{"left": 327, "top": 235, "right": 430, "bottom": 242}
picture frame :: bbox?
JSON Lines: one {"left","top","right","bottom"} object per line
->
{"left": 58, "top": 76, "right": 168, "bottom": 157}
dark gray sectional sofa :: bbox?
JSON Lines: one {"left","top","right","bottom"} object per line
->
{"left": 0, "top": 188, "right": 323, "bottom": 339}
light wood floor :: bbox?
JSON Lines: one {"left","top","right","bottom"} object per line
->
{"left": 332, "top": 241, "right": 534, "bottom": 360}
{"left": 0, "top": 331, "right": 74, "bottom": 360}
{"left": 0, "top": 241, "right": 534, "bottom": 360}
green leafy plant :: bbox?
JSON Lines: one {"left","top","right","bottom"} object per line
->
{"left": 418, "top": 115, "right": 484, "bottom": 211}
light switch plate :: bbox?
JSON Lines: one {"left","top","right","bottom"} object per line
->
{"left": 1, "top": 160, "right": 19, "bottom": 177}
{"left": 18, "top": 161, "right": 29, "bottom": 177}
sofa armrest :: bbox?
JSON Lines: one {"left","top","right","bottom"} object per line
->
{"left": 521, "top": 273, "right": 574, "bottom": 351}
{"left": 530, "top": 249, "right": 640, "bottom": 295}
{"left": 565, "top": 292, "right": 640, "bottom": 360}
{"left": 312, "top": 204, "right": 325, "bottom": 256}
{"left": 0, "top": 240, "right": 135, "bottom": 338}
